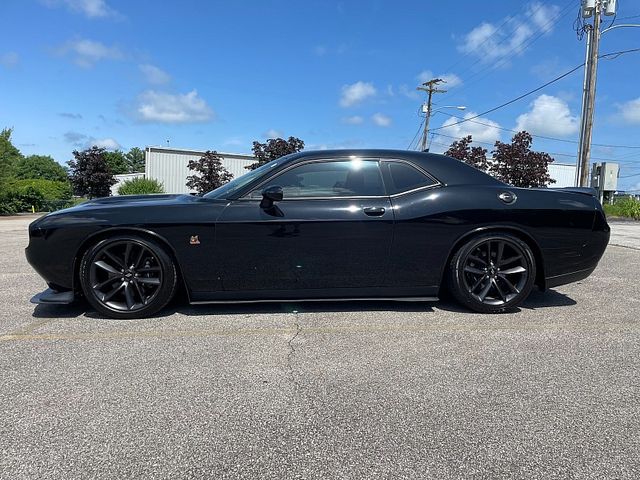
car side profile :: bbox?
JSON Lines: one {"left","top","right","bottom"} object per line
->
{"left": 26, "top": 149, "right": 610, "bottom": 319}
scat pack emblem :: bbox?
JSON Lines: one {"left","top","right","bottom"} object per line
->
{"left": 189, "top": 235, "right": 200, "bottom": 245}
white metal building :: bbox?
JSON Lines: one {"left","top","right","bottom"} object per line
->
{"left": 111, "top": 172, "right": 145, "bottom": 196}
{"left": 144, "top": 146, "right": 255, "bottom": 194}
{"left": 547, "top": 163, "right": 577, "bottom": 188}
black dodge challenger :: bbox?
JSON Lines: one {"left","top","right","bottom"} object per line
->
{"left": 26, "top": 149, "right": 610, "bottom": 319}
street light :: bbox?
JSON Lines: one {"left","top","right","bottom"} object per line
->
{"left": 420, "top": 105, "right": 467, "bottom": 152}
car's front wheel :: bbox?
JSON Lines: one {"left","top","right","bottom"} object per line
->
{"left": 79, "top": 235, "right": 177, "bottom": 319}
{"left": 448, "top": 233, "right": 536, "bottom": 313}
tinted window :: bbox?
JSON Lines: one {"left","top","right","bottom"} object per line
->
{"left": 253, "top": 159, "right": 385, "bottom": 198}
{"left": 386, "top": 161, "right": 437, "bottom": 194}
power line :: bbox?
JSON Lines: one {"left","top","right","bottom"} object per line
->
{"left": 438, "top": 112, "right": 640, "bottom": 149}
{"left": 429, "top": 63, "right": 585, "bottom": 133}
{"left": 407, "top": 118, "right": 424, "bottom": 150}
{"left": 429, "top": 47, "right": 640, "bottom": 134}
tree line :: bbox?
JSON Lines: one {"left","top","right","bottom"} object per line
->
{"left": 1, "top": 125, "right": 558, "bottom": 214}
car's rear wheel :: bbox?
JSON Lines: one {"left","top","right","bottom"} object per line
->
{"left": 448, "top": 233, "right": 536, "bottom": 313}
{"left": 79, "top": 235, "right": 177, "bottom": 319}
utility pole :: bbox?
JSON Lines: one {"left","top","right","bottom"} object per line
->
{"left": 575, "top": 0, "right": 617, "bottom": 186}
{"left": 417, "top": 79, "right": 446, "bottom": 151}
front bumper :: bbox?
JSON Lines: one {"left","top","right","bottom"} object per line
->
{"left": 30, "top": 288, "right": 75, "bottom": 305}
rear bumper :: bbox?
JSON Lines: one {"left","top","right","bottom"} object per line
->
{"left": 545, "top": 266, "right": 596, "bottom": 289}
{"left": 30, "top": 288, "right": 75, "bottom": 305}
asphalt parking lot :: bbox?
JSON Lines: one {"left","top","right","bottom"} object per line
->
{"left": 0, "top": 216, "right": 639, "bottom": 479}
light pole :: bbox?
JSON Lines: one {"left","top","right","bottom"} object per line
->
{"left": 420, "top": 104, "right": 466, "bottom": 152}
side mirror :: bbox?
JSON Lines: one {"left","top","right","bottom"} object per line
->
{"left": 260, "top": 185, "right": 283, "bottom": 209}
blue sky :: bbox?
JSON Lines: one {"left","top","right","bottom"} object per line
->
{"left": 1, "top": 0, "right": 639, "bottom": 190}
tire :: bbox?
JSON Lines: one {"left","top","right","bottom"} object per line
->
{"left": 448, "top": 233, "right": 536, "bottom": 313}
{"left": 79, "top": 234, "right": 177, "bottom": 319}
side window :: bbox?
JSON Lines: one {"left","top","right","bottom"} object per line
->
{"left": 252, "top": 159, "right": 385, "bottom": 198}
{"left": 386, "top": 161, "right": 437, "bottom": 194}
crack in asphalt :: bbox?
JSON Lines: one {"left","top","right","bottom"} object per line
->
{"left": 286, "top": 310, "right": 302, "bottom": 393}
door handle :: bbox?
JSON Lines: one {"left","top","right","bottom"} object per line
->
{"left": 363, "top": 206, "right": 386, "bottom": 216}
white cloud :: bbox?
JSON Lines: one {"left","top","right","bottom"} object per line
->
{"left": 339, "top": 81, "right": 376, "bottom": 107}
{"left": 91, "top": 137, "right": 121, "bottom": 150}
{"left": 43, "top": 0, "right": 121, "bottom": 19}
{"left": 515, "top": 94, "right": 579, "bottom": 136}
{"left": 528, "top": 2, "right": 560, "bottom": 33}
{"left": 59, "top": 38, "right": 123, "bottom": 67}
{"left": 64, "top": 131, "right": 120, "bottom": 150}
{"left": 458, "top": 2, "right": 560, "bottom": 63}
{"left": 417, "top": 71, "right": 462, "bottom": 88}
{"left": 342, "top": 115, "right": 364, "bottom": 125}
{"left": 135, "top": 90, "right": 213, "bottom": 123}
{"left": 439, "top": 112, "right": 502, "bottom": 143}
{"left": 399, "top": 84, "right": 420, "bottom": 100}
{"left": 618, "top": 97, "right": 640, "bottom": 124}
{"left": 372, "top": 113, "right": 392, "bottom": 127}
{"left": 0, "top": 52, "right": 19, "bottom": 68}
{"left": 139, "top": 64, "right": 171, "bottom": 85}
{"left": 264, "top": 129, "right": 283, "bottom": 139}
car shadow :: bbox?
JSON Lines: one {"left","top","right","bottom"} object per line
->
{"left": 30, "top": 289, "right": 574, "bottom": 319}
{"left": 433, "top": 288, "right": 577, "bottom": 314}
{"left": 172, "top": 300, "right": 435, "bottom": 317}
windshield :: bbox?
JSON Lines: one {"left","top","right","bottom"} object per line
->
{"left": 204, "top": 158, "right": 283, "bottom": 199}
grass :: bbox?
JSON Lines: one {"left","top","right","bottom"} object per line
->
{"left": 604, "top": 196, "right": 640, "bottom": 220}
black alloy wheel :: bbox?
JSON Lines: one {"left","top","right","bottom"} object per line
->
{"left": 449, "top": 233, "right": 536, "bottom": 313}
{"left": 80, "top": 235, "right": 177, "bottom": 319}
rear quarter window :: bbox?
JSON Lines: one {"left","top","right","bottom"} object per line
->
{"left": 385, "top": 161, "right": 437, "bottom": 194}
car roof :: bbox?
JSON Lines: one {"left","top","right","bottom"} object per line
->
{"left": 283, "top": 149, "right": 503, "bottom": 186}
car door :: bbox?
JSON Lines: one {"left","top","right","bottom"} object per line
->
{"left": 214, "top": 158, "right": 393, "bottom": 293}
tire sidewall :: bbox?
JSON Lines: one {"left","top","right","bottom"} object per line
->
{"left": 79, "top": 235, "right": 177, "bottom": 319}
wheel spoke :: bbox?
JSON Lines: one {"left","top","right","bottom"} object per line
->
{"left": 124, "top": 243, "right": 133, "bottom": 267}
{"left": 470, "top": 275, "right": 487, "bottom": 292}
{"left": 137, "top": 277, "right": 160, "bottom": 286}
{"left": 468, "top": 254, "right": 487, "bottom": 265}
{"left": 132, "top": 280, "right": 146, "bottom": 305}
{"left": 102, "top": 282, "right": 125, "bottom": 302}
{"left": 93, "top": 277, "right": 120, "bottom": 289}
{"left": 501, "top": 266, "right": 526, "bottom": 274}
{"left": 499, "top": 255, "right": 522, "bottom": 267}
{"left": 496, "top": 242, "right": 504, "bottom": 265}
{"left": 94, "top": 260, "right": 121, "bottom": 276}
{"left": 498, "top": 274, "right": 520, "bottom": 294}
{"left": 104, "top": 250, "right": 125, "bottom": 269}
{"left": 134, "top": 246, "right": 146, "bottom": 268}
{"left": 478, "top": 280, "right": 492, "bottom": 301}
{"left": 492, "top": 278, "right": 507, "bottom": 302}
{"left": 124, "top": 282, "right": 135, "bottom": 310}
{"left": 486, "top": 241, "right": 492, "bottom": 261}
{"left": 137, "top": 267, "right": 161, "bottom": 273}
{"left": 464, "top": 266, "right": 485, "bottom": 275}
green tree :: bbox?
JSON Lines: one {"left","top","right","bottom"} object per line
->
{"left": 444, "top": 135, "right": 489, "bottom": 172}
{"left": 104, "top": 150, "right": 129, "bottom": 175}
{"left": 0, "top": 127, "right": 22, "bottom": 183}
{"left": 68, "top": 146, "right": 116, "bottom": 198}
{"left": 186, "top": 150, "right": 233, "bottom": 195}
{"left": 15, "top": 155, "right": 68, "bottom": 182}
{"left": 246, "top": 136, "right": 304, "bottom": 170}
{"left": 118, "top": 177, "right": 164, "bottom": 195}
{"left": 490, "top": 131, "right": 556, "bottom": 188}
{"left": 126, "top": 147, "right": 145, "bottom": 173}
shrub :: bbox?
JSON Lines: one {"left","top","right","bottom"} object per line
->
{"left": 617, "top": 197, "right": 640, "bottom": 219}
{"left": 117, "top": 177, "right": 165, "bottom": 195}
{"left": 0, "top": 179, "right": 73, "bottom": 214}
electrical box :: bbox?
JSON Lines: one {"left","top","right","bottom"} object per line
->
{"left": 590, "top": 162, "right": 619, "bottom": 191}
{"left": 421, "top": 104, "right": 429, "bottom": 114}
{"left": 604, "top": 0, "right": 617, "bottom": 16}
{"left": 582, "top": 0, "right": 596, "bottom": 17}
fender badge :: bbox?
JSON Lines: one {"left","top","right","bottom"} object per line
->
{"left": 189, "top": 235, "right": 200, "bottom": 245}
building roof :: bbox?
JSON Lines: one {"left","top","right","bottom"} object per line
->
{"left": 146, "top": 145, "right": 253, "bottom": 160}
